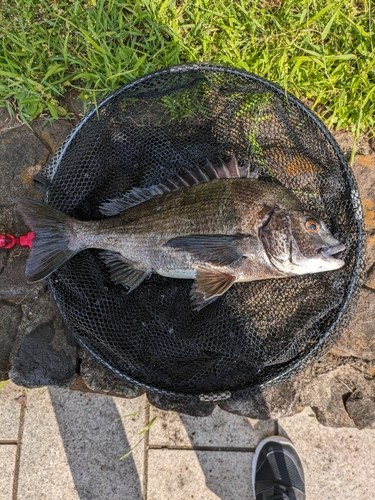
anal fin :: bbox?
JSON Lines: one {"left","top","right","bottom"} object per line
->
{"left": 191, "top": 267, "right": 236, "bottom": 310}
{"left": 101, "top": 251, "right": 149, "bottom": 292}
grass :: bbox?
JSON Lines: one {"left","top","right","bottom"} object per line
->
{"left": 0, "top": 0, "right": 374, "bottom": 141}
{"left": 117, "top": 416, "right": 157, "bottom": 460}
{"left": 115, "top": 405, "right": 157, "bottom": 460}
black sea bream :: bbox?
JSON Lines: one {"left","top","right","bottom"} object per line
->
{"left": 18, "top": 157, "right": 345, "bottom": 309}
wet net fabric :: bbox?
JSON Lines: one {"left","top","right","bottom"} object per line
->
{"left": 39, "top": 64, "right": 365, "bottom": 400}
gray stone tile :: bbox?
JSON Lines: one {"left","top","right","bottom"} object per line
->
{"left": 0, "top": 380, "right": 22, "bottom": 440}
{"left": 278, "top": 406, "right": 375, "bottom": 500}
{"left": 147, "top": 449, "right": 254, "bottom": 500}
{"left": 149, "top": 405, "right": 275, "bottom": 448}
{"left": 18, "top": 387, "right": 146, "bottom": 500}
{"left": 0, "top": 445, "right": 16, "bottom": 500}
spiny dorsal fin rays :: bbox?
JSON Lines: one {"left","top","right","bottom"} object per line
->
{"left": 213, "top": 157, "right": 231, "bottom": 179}
{"left": 239, "top": 158, "right": 252, "bottom": 178}
{"left": 227, "top": 155, "right": 240, "bottom": 177}
{"left": 204, "top": 158, "right": 221, "bottom": 179}
{"left": 99, "top": 155, "right": 254, "bottom": 216}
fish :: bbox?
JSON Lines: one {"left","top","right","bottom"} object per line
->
{"left": 17, "top": 156, "right": 346, "bottom": 310}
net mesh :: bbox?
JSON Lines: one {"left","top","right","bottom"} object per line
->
{"left": 38, "top": 64, "right": 365, "bottom": 400}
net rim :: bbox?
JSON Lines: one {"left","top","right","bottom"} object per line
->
{"left": 47, "top": 63, "right": 365, "bottom": 401}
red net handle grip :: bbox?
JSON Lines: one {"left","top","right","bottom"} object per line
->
{"left": 0, "top": 232, "right": 34, "bottom": 249}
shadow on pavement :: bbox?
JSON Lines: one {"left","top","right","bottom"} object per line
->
{"left": 178, "top": 405, "right": 273, "bottom": 500}
{"left": 49, "top": 388, "right": 142, "bottom": 500}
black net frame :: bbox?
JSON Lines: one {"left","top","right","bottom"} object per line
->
{"left": 37, "top": 63, "right": 365, "bottom": 402}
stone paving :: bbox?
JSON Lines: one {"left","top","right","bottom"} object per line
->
{"left": 2, "top": 379, "right": 375, "bottom": 500}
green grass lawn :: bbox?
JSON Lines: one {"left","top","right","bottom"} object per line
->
{"left": 0, "top": 0, "right": 374, "bottom": 140}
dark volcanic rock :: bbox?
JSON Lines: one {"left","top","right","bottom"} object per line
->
{"left": 219, "top": 374, "right": 304, "bottom": 419}
{"left": 330, "top": 288, "right": 375, "bottom": 360}
{"left": 9, "top": 290, "right": 78, "bottom": 388}
{"left": 0, "top": 206, "right": 12, "bottom": 275}
{"left": 10, "top": 320, "right": 78, "bottom": 388}
{"left": 0, "top": 116, "right": 79, "bottom": 387}
{"left": 60, "top": 89, "right": 85, "bottom": 118}
{"left": 31, "top": 119, "right": 73, "bottom": 156}
{"left": 332, "top": 131, "right": 354, "bottom": 160}
{"left": 80, "top": 350, "right": 143, "bottom": 399}
{"left": 0, "top": 108, "right": 23, "bottom": 134}
{"left": 0, "top": 203, "right": 46, "bottom": 302}
{"left": 351, "top": 151, "right": 375, "bottom": 270}
{"left": 0, "top": 246, "right": 46, "bottom": 301}
{"left": 0, "top": 125, "right": 48, "bottom": 205}
{"left": 366, "top": 263, "right": 375, "bottom": 290}
{"left": 0, "top": 302, "right": 22, "bottom": 380}
{"left": 147, "top": 392, "right": 216, "bottom": 417}
{"left": 0, "top": 247, "right": 6, "bottom": 275}
{"left": 300, "top": 364, "right": 375, "bottom": 428}
{"left": 345, "top": 389, "right": 375, "bottom": 430}
{"left": 353, "top": 154, "right": 375, "bottom": 196}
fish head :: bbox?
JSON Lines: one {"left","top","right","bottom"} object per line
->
{"left": 259, "top": 208, "right": 345, "bottom": 276}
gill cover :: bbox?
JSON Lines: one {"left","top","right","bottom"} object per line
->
{"left": 259, "top": 209, "right": 345, "bottom": 275}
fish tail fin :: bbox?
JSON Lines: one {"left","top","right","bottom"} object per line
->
{"left": 17, "top": 198, "right": 76, "bottom": 281}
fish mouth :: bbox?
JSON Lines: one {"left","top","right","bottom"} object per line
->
{"left": 320, "top": 243, "right": 346, "bottom": 269}
{"left": 321, "top": 243, "right": 346, "bottom": 258}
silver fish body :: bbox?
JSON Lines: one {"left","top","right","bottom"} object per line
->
{"left": 18, "top": 158, "right": 345, "bottom": 309}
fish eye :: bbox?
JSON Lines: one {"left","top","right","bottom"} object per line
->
{"left": 305, "top": 219, "right": 320, "bottom": 233}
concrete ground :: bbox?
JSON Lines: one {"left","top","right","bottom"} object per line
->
{"left": 1, "top": 380, "right": 375, "bottom": 500}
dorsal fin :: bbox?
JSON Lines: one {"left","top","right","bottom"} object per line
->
{"left": 100, "top": 155, "right": 254, "bottom": 216}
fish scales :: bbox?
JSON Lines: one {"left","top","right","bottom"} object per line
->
{"left": 17, "top": 157, "right": 346, "bottom": 310}
{"left": 80, "top": 179, "right": 300, "bottom": 238}
{"left": 70, "top": 180, "right": 298, "bottom": 276}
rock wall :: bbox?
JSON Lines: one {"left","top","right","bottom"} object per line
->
{"left": 0, "top": 112, "right": 374, "bottom": 427}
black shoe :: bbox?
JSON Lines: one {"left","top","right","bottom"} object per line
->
{"left": 252, "top": 435, "right": 306, "bottom": 500}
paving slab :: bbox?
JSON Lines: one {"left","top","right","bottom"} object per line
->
{"left": 0, "top": 445, "right": 17, "bottom": 500}
{"left": 0, "top": 380, "right": 22, "bottom": 440}
{"left": 147, "top": 449, "right": 253, "bottom": 500}
{"left": 149, "top": 405, "right": 275, "bottom": 448}
{"left": 18, "top": 387, "right": 146, "bottom": 500}
{"left": 278, "top": 406, "right": 375, "bottom": 500}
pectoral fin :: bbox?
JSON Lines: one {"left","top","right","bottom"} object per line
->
{"left": 191, "top": 267, "right": 236, "bottom": 310}
{"left": 165, "top": 235, "right": 248, "bottom": 266}
{"left": 101, "top": 251, "right": 149, "bottom": 292}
